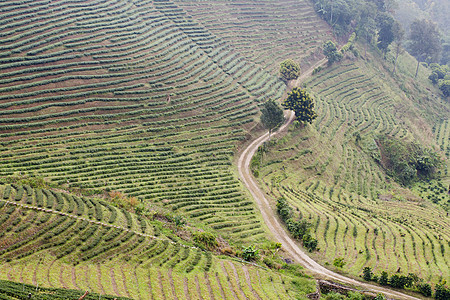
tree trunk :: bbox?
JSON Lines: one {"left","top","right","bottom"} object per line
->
{"left": 364, "top": 32, "right": 368, "bottom": 57}
{"left": 78, "top": 291, "right": 89, "bottom": 300}
{"left": 393, "top": 45, "right": 400, "bottom": 74}
{"left": 415, "top": 60, "right": 420, "bottom": 78}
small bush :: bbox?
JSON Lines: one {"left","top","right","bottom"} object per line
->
{"left": 241, "top": 245, "right": 259, "bottom": 261}
{"left": 193, "top": 231, "right": 218, "bottom": 250}
{"left": 435, "top": 282, "right": 450, "bottom": 300}
{"left": 333, "top": 257, "right": 346, "bottom": 268}
{"left": 417, "top": 283, "right": 432, "bottom": 297}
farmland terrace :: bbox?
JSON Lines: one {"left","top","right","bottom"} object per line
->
{"left": 256, "top": 50, "right": 450, "bottom": 284}
{"left": 0, "top": 183, "right": 315, "bottom": 299}
{"left": 0, "top": 0, "right": 332, "bottom": 297}
{"left": 2, "top": 0, "right": 448, "bottom": 298}
{"left": 0, "top": 0, "right": 332, "bottom": 243}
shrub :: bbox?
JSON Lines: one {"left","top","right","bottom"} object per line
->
{"left": 347, "top": 291, "right": 364, "bottom": 300}
{"left": 377, "top": 136, "right": 442, "bottom": 185}
{"left": 323, "top": 40, "right": 343, "bottom": 66}
{"left": 333, "top": 257, "right": 346, "bottom": 268}
{"left": 417, "top": 283, "right": 432, "bottom": 297}
{"left": 279, "top": 59, "right": 301, "bottom": 82}
{"left": 374, "top": 294, "right": 386, "bottom": 300}
{"left": 241, "top": 245, "right": 259, "bottom": 261}
{"left": 435, "top": 282, "right": 450, "bottom": 300}
{"left": 108, "top": 191, "right": 139, "bottom": 211}
{"left": 193, "top": 231, "right": 218, "bottom": 250}
{"left": 302, "top": 234, "right": 318, "bottom": 252}
{"left": 325, "top": 292, "right": 346, "bottom": 300}
{"left": 438, "top": 80, "right": 450, "bottom": 97}
{"left": 362, "top": 267, "right": 372, "bottom": 281}
{"left": 276, "top": 197, "right": 292, "bottom": 221}
{"left": 286, "top": 219, "right": 310, "bottom": 239}
{"left": 389, "top": 274, "right": 407, "bottom": 289}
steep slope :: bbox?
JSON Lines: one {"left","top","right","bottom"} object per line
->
{"left": 0, "top": 0, "right": 297, "bottom": 243}
{"left": 255, "top": 47, "right": 450, "bottom": 284}
{"left": 0, "top": 183, "right": 315, "bottom": 299}
{"left": 175, "top": 0, "right": 331, "bottom": 73}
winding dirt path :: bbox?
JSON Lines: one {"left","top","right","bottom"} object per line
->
{"left": 237, "top": 64, "right": 420, "bottom": 300}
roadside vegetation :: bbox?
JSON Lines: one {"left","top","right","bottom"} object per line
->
{"left": 0, "top": 0, "right": 448, "bottom": 298}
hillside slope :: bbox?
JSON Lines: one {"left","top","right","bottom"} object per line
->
{"left": 0, "top": 0, "right": 298, "bottom": 244}
{"left": 175, "top": 0, "right": 331, "bottom": 73}
{"left": 0, "top": 183, "right": 315, "bottom": 299}
{"left": 256, "top": 46, "right": 450, "bottom": 284}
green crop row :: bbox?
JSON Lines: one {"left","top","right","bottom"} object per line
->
{"left": 0, "top": 279, "right": 132, "bottom": 300}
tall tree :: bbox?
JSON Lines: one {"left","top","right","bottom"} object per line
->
{"left": 356, "top": 1, "right": 377, "bottom": 57}
{"left": 376, "top": 12, "right": 395, "bottom": 57}
{"left": 408, "top": 19, "right": 442, "bottom": 78}
{"left": 260, "top": 100, "right": 285, "bottom": 137}
{"left": 392, "top": 21, "right": 404, "bottom": 74}
{"left": 322, "top": 40, "right": 342, "bottom": 66}
{"left": 313, "top": 0, "right": 355, "bottom": 35}
{"left": 282, "top": 88, "right": 317, "bottom": 125}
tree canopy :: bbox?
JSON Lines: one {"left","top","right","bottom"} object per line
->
{"left": 312, "top": 0, "right": 397, "bottom": 36}
{"left": 376, "top": 13, "right": 396, "bottom": 56}
{"left": 260, "top": 100, "right": 285, "bottom": 135}
{"left": 391, "top": 21, "right": 404, "bottom": 73}
{"left": 322, "top": 40, "right": 342, "bottom": 66}
{"left": 408, "top": 19, "right": 442, "bottom": 77}
{"left": 428, "top": 63, "right": 450, "bottom": 97}
{"left": 282, "top": 88, "right": 317, "bottom": 125}
{"left": 279, "top": 59, "right": 301, "bottom": 82}
{"left": 377, "top": 135, "right": 442, "bottom": 185}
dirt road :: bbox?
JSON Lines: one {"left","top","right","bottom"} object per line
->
{"left": 237, "top": 64, "right": 420, "bottom": 300}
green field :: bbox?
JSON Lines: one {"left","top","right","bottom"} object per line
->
{"left": 0, "top": 0, "right": 334, "bottom": 297}
{"left": 1, "top": 0, "right": 449, "bottom": 298}
{"left": 175, "top": 0, "right": 331, "bottom": 73}
{"left": 256, "top": 47, "right": 450, "bottom": 284}
{"left": 0, "top": 0, "right": 301, "bottom": 244}
{"left": 0, "top": 183, "right": 315, "bottom": 299}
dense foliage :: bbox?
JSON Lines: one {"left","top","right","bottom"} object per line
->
{"left": 394, "top": 0, "right": 449, "bottom": 65}
{"left": 261, "top": 99, "right": 285, "bottom": 135}
{"left": 276, "top": 198, "right": 318, "bottom": 251}
{"left": 279, "top": 59, "right": 301, "bottom": 82}
{"left": 193, "top": 231, "right": 218, "bottom": 250}
{"left": 429, "top": 63, "right": 450, "bottom": 97}
{"left": 311, "top": 0, "right": 397, "bottom": 36}
{"left": 322, "top": 40, "right": 343, "bottom": 66}
{"left": 282, "top": 88, "right": 317, "bottom": 125}
{"left": 408, "top": 19, "right": 442, "bottom": 77}
{"left": 435, "top": 282, "right": 450, "bottom": 300}
{"left": 241, "top": 245, "right": 259, "bottom": 261}
{"left": 362, "top": 267, "right": 450, "bottom": 299}
{"left": 377, "top": 136, "right": 441, "bottom": 185}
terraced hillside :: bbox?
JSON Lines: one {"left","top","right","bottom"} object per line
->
{"left": 176, "top": 0, "right": 331, "bottom": 73}
{"left": 0, "top": 183, "right": 315, "bottom": 299}
{"left": 0, "top": 280, "right": 132, "bottom": 300}
{"left": 0, "top": 0, "right": 320, "bottom": 243}
{"left": 256, "top": 51, "right": 450, "bottom": 283}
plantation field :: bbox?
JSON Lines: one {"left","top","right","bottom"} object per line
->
{"left": 0, "top": 183, "right": 315, "bottom": 299}
{"left": 433, "top": 119, "right": 450, "bottom": 183}
{"left": 0, "top": 0, "right": 311, "bottom": 243}
{"left": 256, "top": 50, "right": 450, "bottom": 284}
{"left": 0, "top": 279, "right": 132, "bottom": 300}
{"left": 175, "top": 0, "right": 332, "bottom": 73}
{"left": 3, "top": 0, "right": 448, "bottom": 297}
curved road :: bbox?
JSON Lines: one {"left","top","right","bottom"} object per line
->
{"left": 237, "top": 74, "right": 420, "bottom": 300}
